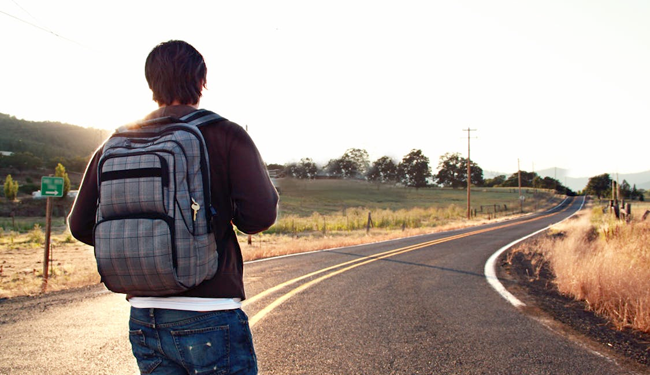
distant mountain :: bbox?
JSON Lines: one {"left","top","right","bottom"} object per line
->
{"left": 612, "top": 170, "right": 650, "bottom": 190}
{"left": 534, "top": 168, "right": 586, "bottom": 192}
{"left": 484, "top": 168, "right": 650, "bottom": 192}
{"left": 0, "top": 113, "right": 110, "bottom": 166}
{"left": 536, "top": 168, "right": 650, "bottom": 192}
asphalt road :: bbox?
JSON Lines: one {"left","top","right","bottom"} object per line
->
{"left": 0, "top": 196, "right": 642, "bottom": 374}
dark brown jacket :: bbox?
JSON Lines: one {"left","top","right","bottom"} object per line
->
{"left": 68, "top": 105, "right": 278, "bottom": 299}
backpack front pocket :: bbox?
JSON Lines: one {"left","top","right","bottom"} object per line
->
{"left": 98, "top": 153, "right": 169, "bottom": 218}
{"left": 94, "top": 215, "right": 187, "bottom": 296}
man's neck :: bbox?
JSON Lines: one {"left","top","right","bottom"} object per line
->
{"left": 145, "top": 104, "right": 199, "bottom": 121}
{"left": 162, "top": 101, "right": 199, "bottom": 108}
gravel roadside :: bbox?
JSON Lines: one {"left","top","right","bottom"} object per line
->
{"left": 499, "top": 249, "right": 650, "bottom": 373}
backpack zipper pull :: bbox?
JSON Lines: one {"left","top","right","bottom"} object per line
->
{"left": 191, "top": 198, "right": 200, "bottom": 221}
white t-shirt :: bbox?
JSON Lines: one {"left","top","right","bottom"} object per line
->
{"left": 129, "top": 297, "right": 242, "bottom": 311}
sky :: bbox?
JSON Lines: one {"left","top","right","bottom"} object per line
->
{"left": 1, "top": 0, "right": 649, "bottom": 178}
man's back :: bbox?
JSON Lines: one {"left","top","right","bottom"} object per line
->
{"left": 68, "top": 40, "right": 277, "bottom": 374}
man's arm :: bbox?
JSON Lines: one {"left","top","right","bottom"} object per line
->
{"left": 68, "top": 152, "right": 100, "bottom": 245}
{"left": 229, "top": 128, "right": 279, "bottom": 234}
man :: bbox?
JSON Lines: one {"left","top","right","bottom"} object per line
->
{"left": 69, "top": 40, "right": 278, "bottom": 374}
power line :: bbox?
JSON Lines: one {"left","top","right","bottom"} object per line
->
{"left": 11, "top": 0, "right": 41, "bottom": 25}
{"left": 0, "top": 8, "right": 88, "bottom": 49}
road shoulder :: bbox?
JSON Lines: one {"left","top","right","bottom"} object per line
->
{"left": 497, "top": 249, "right": 650, "bottom": 373}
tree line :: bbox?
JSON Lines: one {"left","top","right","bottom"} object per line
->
{"left": 268, "top": 148, "right": 577, "bottom": 195}
{"left": 0, "top": 152, "right": 89, "bottom": 173}
{"left": 583, "top": 173, "right": 645, "bottom": 201}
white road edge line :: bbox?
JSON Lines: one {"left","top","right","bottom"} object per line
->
{"left": 484, "top": 196, "right": 586, "bottom": 308}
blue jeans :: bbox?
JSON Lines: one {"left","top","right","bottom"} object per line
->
{"left": 129, "top": 307, "right": 257, "bottom": 375}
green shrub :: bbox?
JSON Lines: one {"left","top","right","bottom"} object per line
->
{"left": 28, "top": 224, "right": 44, "bottom": 244}
{"left": 4, "top": 174, "right": 19, "bottom": 200}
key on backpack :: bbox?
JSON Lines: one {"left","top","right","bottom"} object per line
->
{"left": 191, "top": 198, "right": 200, "bottom": 221}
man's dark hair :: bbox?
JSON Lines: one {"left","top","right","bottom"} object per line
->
{"left": 145, "top": 40, "right": 207, "bottom": 106}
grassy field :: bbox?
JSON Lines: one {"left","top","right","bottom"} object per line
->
{"left": 508, "top": 201, "right": 650, "bottom": 333}
{"left": 0, "top": 179, "right": 559, "bottom": 298}
{"left": 276, "top": 178, "right": 553, "bottom": 217}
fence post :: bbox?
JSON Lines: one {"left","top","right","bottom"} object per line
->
{"left": 366, "top": 212, "right": 373, "bottom": 233}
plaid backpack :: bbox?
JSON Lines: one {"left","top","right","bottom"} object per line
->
{"left": 93, "top": 109, "right": 223, "bottom": 296}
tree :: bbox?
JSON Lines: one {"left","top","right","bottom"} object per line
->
{"left": 534, "top": 176, "right": 560, "bottom": 190}
{"left": 325, "top": 148, "right": 369, "bottom": 179}
{"left": 502, "top": 171, "right": 537, "bottom": 188}
{"left": 398, "top": 149, "right": 431, "bottom": 189}
{"left": 619, "top": 180, "right": 632, "bottom": 199}
{"left": 584, "top": 173, "right": 612, "bottom": 199}
{"left": 435, "top": 152, "right": 484, "bottom": 188}
{"left": 4, "top": 174, "right": 19, "bottom": 200}
{"left": 484, "top": 175, "right": 506, "bottom": 187}
{"left": 324, "top": 158, "right": 346, "bottom": 178}
{"left": 1, "top": 152, "right": 43, "bottom": 170}
{"left": 342, "top": 148, "right": 370, "bottom": 176}
{"left": 631, "top": 184, "right": 642, "bottom": 201}
{"left": 367, "top": 156, "right": 398, "bottom": 183}
{"left": 49, "top": 156, "right": 92, "bottom": 173}
{"left": 55, "top": 163, "right": 71, "bottom": 197}
{"left": 435, "top": 153, "right": 464, "bottom": 188}
{"left": 287, "top": 158, "right": 319, "bottom": 179}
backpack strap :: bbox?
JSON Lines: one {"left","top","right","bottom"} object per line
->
{"left": 115, "top": 110, "right": 223, "bottom": 133}
{"left": 180, "top": 109, "right": 224, "bottom": 127}
{"left": 179, "top": 109, "right": 223, "bottom": 227}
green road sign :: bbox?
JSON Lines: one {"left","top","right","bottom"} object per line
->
{"left": 41, "top": 176, "right": 64, "bottom": 197}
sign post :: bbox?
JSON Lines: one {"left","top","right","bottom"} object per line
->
{"left": 40, "top": 177, "right": 64, "bottom": 291}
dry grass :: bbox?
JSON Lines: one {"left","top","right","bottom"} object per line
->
{"left": 268, "top": 205, "right": 467, "bottom": 234}
{"left": 511, "top": 202, "right": 650, "bottom": 333}
{"left": 239, "top": 218, "right": 484, "bottom": 262}
{"left": 0, "top": 225, "right": 100, "bottom": 298}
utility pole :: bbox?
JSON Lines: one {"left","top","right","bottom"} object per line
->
{"left": 617, "top": 173, "right": 620, "bottom": 203}
{"left": 463, "top": 128, "right": 477, "bottom": 219}
{"left": 518, "top": 159, "right": 523, "bottom": 213}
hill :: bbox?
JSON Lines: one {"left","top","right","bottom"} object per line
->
{"left": 536, "top": 168, "right": 650, "bottom": 192}
{"left": 0, "top": 113, "right": 110, "bottom": 167}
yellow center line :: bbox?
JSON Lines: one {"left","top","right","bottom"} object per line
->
{"left": 248, "top": 236, "right": 457, "bottom": 327}
{"left": 243, "top": 233, "right": 468, "bottom": 307}
{"left": 246, "top": 200, "right": 575, "bottom": 327}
